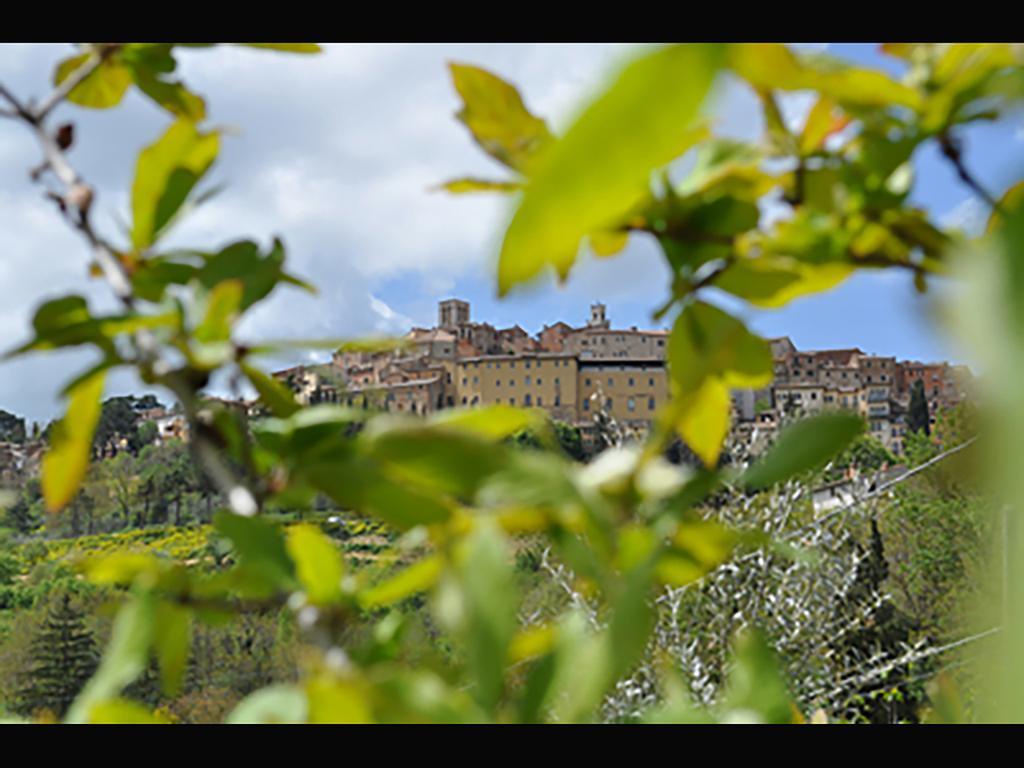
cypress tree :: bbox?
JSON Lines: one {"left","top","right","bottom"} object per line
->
{"left": 829, "top": 518, "right": 928, "bottom": 723}
{"left": 908, "top": 379, "right": 931, "bottom": 436}
{"left": 15, "top": 593, "right": 100, "bottom": 718}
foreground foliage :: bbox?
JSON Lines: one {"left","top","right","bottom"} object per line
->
{"left": 0, "top": 42, "right": 1020, "bottom": 723}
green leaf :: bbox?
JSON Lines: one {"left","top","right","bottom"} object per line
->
{"left": 669, "top": 301, "right": 773, "bottom": 391}
{"left": 449, "top": 63, "right": 553, "bottom": 173}
{"left": 54, "top": 53, "right": 132, "bottom": 109}
{"left": 87, "top": 698, "right": 171, "bottom": 724}
{"left": 667, "top": 377, "right": 733, "bottom": 469}
{"left": 214, "top": 511, "right": 296, "bottom": 589}
{"left": 728, "top": 43, "right": 922, "bottom": 110}
{"left": 742, "top": 411, "right": 865, "bottom": 491}
{"left": 666, "top": 302, "right": 772, "bottom": 468}
{"left": 306, "top": 676, "right": 373, "bottom": 724}
{"left": 437, "top": 177, "right": 522, "bottom": 194}
{"left": 226, "top": 684, "right": 308, "bottom": 724}
{"left": 241, "top": 362, "right": 300, "bottom": 417}
{"left": 131, "top": 118, "right": 220, "bottom": 250}
{"left": 718, "top": 630, "right": 795, "bottom": 724}
{"left": 458, "top": 522, "right": 519, "bottom": 713}
{"left": 42, "top": 368, "right": 105, "bottom": 511}
{"left": 129, "top": 66, "right": 206, "bottom": 121}
{"left": 236, "top": 43, "right": 322, "bottom": 54}
{"left": 153, "top": 601, "right": 191, "bottom": 697}
{"left": 195, "top": 278, "right": 243, "bottom": 343}
{"left": 359, "top": 554, "right": 445, "bottom": 609}
{"left": 606, "top": 555, "right": 658, "bottom": 683}
{"left": 66, "top": 592, "right": 156, "bottom": 724}
{"left": 196, "top": 239, "right": 312, "bottom": 311}
{"left": 658, "top": 517, "right": 738, "bottom": 586}
{"left": 713, "top": 257, "right": 853, "bottom": 308}
{"left": 285, "top": 524, "right": 344, "bottom": 604}
{"left": 497, "top": 44, "right": 724, "bottom": 295}
{"left": 426, "top": 404, "right": 545, "bottom": 441}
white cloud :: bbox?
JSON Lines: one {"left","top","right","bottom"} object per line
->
{"left": 941, "top": 196, "right": 987, "bottom": 237}
{"left": 0, "top": 43, "right": 767, "bottom": 421}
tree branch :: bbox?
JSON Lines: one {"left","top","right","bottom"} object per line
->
{"left": 0, "top": 63, "right": 261, "bottom": 519}
{"left": 939, "top": 132, "right": 1004, "bottom": 215}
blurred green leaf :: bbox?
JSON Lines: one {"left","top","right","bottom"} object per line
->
{"left": 713, "top": 257, "right": 853, "bottom": 308}
{"left": 458, "top": 522, "right": 518, "bottom": 713}
{"left": 718, "top": 630, "right": 796, "bottom": 724}
{"left": 42, "top": 368, "right": 105, "bottom": 511}
{"left": 497, "top": 44, "right": 723, "bottom": 295}
{"left": 195, "top": 278, "right": 242, "bottom": 343}
{"left": 132, "top": 118, "right": 220, "bottom": 250}
{"left": 306, "top": 675, "right": 373, "bottom": 723}
{"left": 286, "top": 524, "right": 344, "bottom": 604}
{"left": 729, "top": 43, "right": 922, "bottom": 110}
{"left": 87, "top": 698, "right": 171, "bottom": 724}
{"left": 666, "top": 301, "right": 772, "bottom": 467}
{"left": 226, "top": 684, "right": 308, "bottom": 724}
{"left": 237, "top": 43, "right": 322, "bottom": 54}
{"left": 742, "top": 411, "right": 865, "bottom": 491}
{"left": 359, "top": 554, "right": 444, "bottom": 609}
{"left": 437, "top": 177, "right": 522, "bottom": 194}
{"left": 426, "top": 404, "right": 545, "bottom": 441}
{"left": 241, "top": 361, "right": 300, "bottom": 417}
{"left": 196, "top": 238, "right": 313, "bottom": 311}
{"left": 54, "top": 52, "right": 132, "bottom": 109}
{"left": 214, "top": 511, "right": 296, "bottom": 589}
{"left": 449, "top": 63, "right": 552, "bottom": 173}
{"left": 153, "top": 601, "right": 191, "bottom": 697}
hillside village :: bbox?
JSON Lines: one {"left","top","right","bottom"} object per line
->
{"left": 0, "top": 298, "right": 973, "bottom": 482}
{"left": 273, "top": 298, "right": 973, "bottom": 456}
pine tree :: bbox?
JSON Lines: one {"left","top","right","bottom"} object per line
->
{"left": 908, "top": 379, "right": 931, "bottom": 436}
{"left": 15, "top": 593, "right": 100, "bottom": 718}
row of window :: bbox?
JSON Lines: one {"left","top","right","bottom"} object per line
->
{"left": 582, "top": 397, "right": 656, "bottom": 412}
{"left": 582, "top": 377, "right": 656, "bottom": 387}
{"left": 467, "top": 359, "right": 570, "bottom": 370}
{"left": 461, "top": 376, "right": 563, "bottom": 387}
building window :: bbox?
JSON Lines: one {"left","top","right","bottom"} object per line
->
{"left": 525, "top": 361, "right": 531, "bottom": 369}
{"left": 537, "top": 396, "right": 543, "bottom": 407}
{"left": 510, "top": 379, "right": 515, "bottom": 386}
{"left": 648, "top": 397, "right": 655, "bottom": 410}
{"left": 608, "top": 378, "right": 613, "bottom": 387}
{"left": 649, "top": 378, "right": 654, "bottom": 387}
{"left": 585, "top": 378, "right": 591, "bottom": 386}
{"left": 554, "top": 396, "right": 560, "bottom": 406}
{"left": 583, "top": 399, "right": 590, "bottom": 411}
{"left": 628, "top": 378, "right": 635, "bottom": 387}
{"left": 510, "top": 361, "right": 516, "bottom": 368}
{"left": 525, "top": 376, "right": 531, "bottom": 386}
{"left": 510, "top": 397, "right": 515, "bottom": 405}
{"left": 462, "top": 377, "right": 467, "bottom": 386}
{"left": 473, "top": 376, "right": 479, "bottom": 385}
{"left": 606, "top": 398, "right": 613, "bottom": 409}
{"left": 537, "top": 378, "right": 542, "bottom": 386}
{"left": 496, "top": 380, "right": 501, "bottom": 387}
{"left": 524, "top": 394, "right": 532, "bottom": 406}
{"left": 628, "top": 397, "right": 636, "bottom": 412}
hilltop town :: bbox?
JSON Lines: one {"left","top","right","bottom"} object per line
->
{"left": 272, "top": 298, "right": 973, "bottom": 457}
{"left": 0, "top": 298, "right": 973, "bottom": 479}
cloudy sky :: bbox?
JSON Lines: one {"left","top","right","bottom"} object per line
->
{"left": 1, "top": 43, "right": 1022, "bottom": 424}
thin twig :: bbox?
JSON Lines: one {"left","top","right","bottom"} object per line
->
{"left": 0, "top": 56, "right": 259, "bottom": 518}
{"left": 939, "top": 132, "right": 1004, "bottom": 215}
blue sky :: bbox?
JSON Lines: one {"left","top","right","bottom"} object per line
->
{"left": 1, "top": 43, "right": 1021, "bottom": 423}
